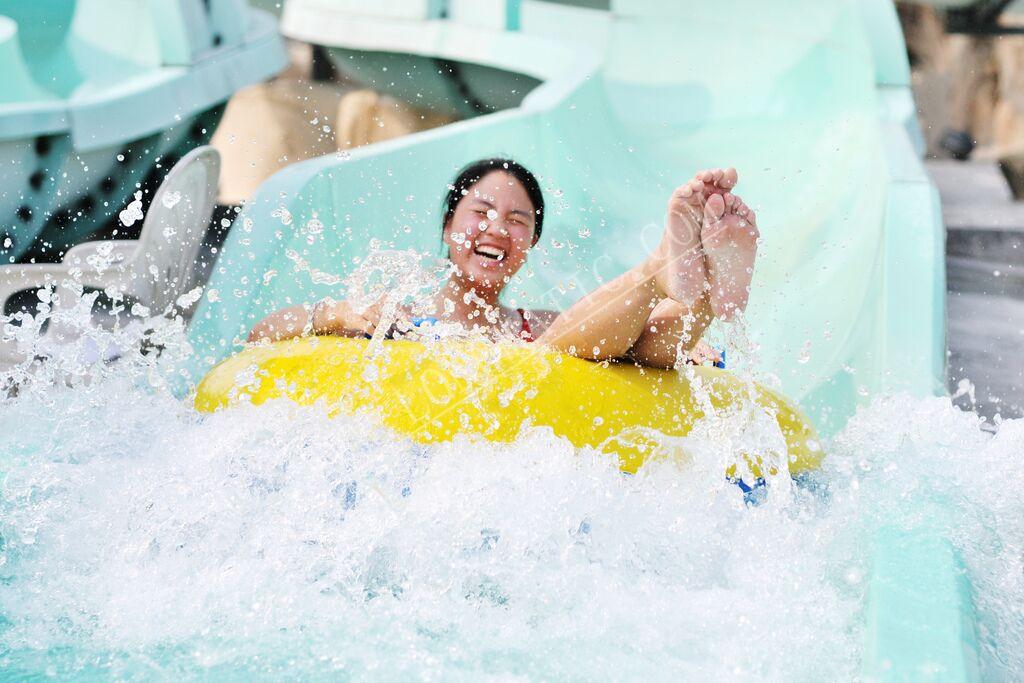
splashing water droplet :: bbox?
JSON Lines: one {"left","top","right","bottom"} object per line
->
{"left": 797, "top": 341, "right": 811, "bottom": 364}
{"left": 843, "top": 566, "right": 863, "bottom": 585}
{"left": 118, "top": 191, "right": 144, "bottom": 227}
{"left": 161, "top": 191, "right": 182, "bottom": 209}
{"left": 175, "top": 285, "right": 204, "bottom": 308}
{"left": 271, "top": 205, "right": 293, "bottom": 226}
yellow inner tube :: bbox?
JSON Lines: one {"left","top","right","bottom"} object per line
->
{"left": 194, "top": 337, "right": 822, "bottom": 478}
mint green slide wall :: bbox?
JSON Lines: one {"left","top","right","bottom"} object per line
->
{"left": 186, "top": 1, "right": 960, "bottom": 678}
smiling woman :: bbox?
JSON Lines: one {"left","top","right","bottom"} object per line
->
{"left": 247, "top": 157, "right": 760, "bottom": 368}
{"left": 436, "top": 158, "right": 549, "bottom": 341}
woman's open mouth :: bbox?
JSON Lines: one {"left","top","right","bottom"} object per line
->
{"left": 474, "top": 245, "right": 506, "bottom": 262}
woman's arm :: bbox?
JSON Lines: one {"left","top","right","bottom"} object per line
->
{"left": 247, "top": 304, "right": 314, "bottom": 343}
{"left": 247, "top": 299, "right": 379, "bottom": 343}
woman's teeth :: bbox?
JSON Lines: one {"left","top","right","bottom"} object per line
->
{"left": 474, "top": 245, "right": 505, "bottom": 261}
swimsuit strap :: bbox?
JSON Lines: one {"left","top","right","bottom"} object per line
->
{"left": 517, "top": 308, "right": 534, "bottom": 342}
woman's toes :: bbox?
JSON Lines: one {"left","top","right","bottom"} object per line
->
{"left": 721, "top": 167, "right": 738, "bottom": 190}
{"left": 671, "top": 181, "right": 704, "bottom": 216}
{"left": 705, "top": 193, "right": 726, "bottom": 222}
{"left": 736, "top": 199, "right": 756, "bottom": 226}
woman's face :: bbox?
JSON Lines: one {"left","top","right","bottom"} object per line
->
{"left": 443, "top": 171, "right": 538, "bottom": 292}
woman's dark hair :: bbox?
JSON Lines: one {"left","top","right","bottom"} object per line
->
{"left": 441, "top": 158, "right": 545, "bottom": 243}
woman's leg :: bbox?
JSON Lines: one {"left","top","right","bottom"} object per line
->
{"left": 538, "top": 172, "right": 715, "bottom": 359}
{"left": 537, "top": 258, "right": 667, "bottom": 360}
{"left": 537, "top": 261, "right": 716, "bottom": 365}
{"left": 539, "top": 169, "right": 756, "bottom": 363}
{"left": 625, "top": 296, "right": 715, "bottom": 369}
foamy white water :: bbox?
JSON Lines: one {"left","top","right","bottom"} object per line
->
{"left": 0, "top": 316, "right": 1022, "bottom": 680}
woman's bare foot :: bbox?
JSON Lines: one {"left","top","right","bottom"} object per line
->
{"left": 652, "top": 179, "right": 707, "bottom": 304}
{"left": 696, "top": 167, "right": 738, "bottom": 199}
{"left": 702, "top": 192, "right": 759, "bottom": 320}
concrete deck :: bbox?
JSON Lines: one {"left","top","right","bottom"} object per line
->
{"left": 930, "top": 160, "right": 1024, "bottom": 420}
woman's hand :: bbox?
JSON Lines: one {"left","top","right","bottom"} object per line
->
{"left": 311, "top": 298, "right": 380, "bottom": 338}
{"left": 684, "top": 340, "right": 722, "bottom": 366}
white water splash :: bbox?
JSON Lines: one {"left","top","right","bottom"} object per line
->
{"left": 0, "top": 297, "right": 1021, "bottom": 680}
{"left": 118, "top": 191, "right": 145, "bottom": 228}
{"left": 0, "top": 386, "right": 859, "bottom": 679}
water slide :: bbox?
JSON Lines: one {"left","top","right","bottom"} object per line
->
{"left": 0, "top": 0, "right": 285, "bottom": 263}
{"left": 185, "top": 1, "right": 967, "bottom": 677}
